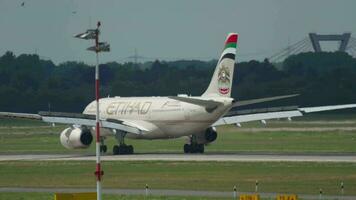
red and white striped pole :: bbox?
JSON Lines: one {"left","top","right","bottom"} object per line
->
{"left": 94, "top": 21, "right": 103, "bottom": 200}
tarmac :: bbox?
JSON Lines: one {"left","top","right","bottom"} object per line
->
{"left": 0, "top": 187, "right": 355, "bottom": 200}
{"left": 0, "top": 153, "right": 355, "bottom": 162}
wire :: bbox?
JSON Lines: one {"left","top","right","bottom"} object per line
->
{"left": 270, "top": 38, "right": 311, "bottom": 62}
{"left": 268, "top": 38, "right": 308, "bottom": 61}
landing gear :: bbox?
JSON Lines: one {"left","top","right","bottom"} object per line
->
{"left": 184, "top": 136, "right": 204, "bottom": 154}
{"left": 184, "top": 143, "right": 204, "bottom": 153}
{"left": 113, "top": 144, "right": 134, "bottom": 155}
{"left": 99, "top": 136, "right": 107, "bottom": 153}
{"left": 113, "top": 130, "right": 134, "bottom": 155}
{"left": 100, "top": 145, "right": 107, "bottom": 153}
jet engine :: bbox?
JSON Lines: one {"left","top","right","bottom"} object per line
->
{"left": 195, "top": 127, "right": 218, "bottom": 144}
{"left": 60, "top": 127, "right": 93, "bottom": 149}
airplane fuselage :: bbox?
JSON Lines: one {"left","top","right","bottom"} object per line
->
{"left": 83, "top": 96, "right": 233, "bottom": 139}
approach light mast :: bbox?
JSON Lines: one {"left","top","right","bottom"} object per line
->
{"left": 74, "top": 21, "right": 110, "bottom": 200}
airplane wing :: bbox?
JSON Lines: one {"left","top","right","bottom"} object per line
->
{"left": 0, "top": 112, "right": 42, "bottom": 120}
{"left": 0, "top": 111, "right": 146, "bottom": 135}
{"left": 299, "top": 104, "right": 356, "bottom": 113}
{"left": 212, "top": 104, "right": 356, "bottom": 126}
{"left": 169, "top": 94, "right": 298, "bottom": 112}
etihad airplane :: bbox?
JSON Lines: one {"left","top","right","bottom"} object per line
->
{"left": 1, "top": 33, "right": 356, "bottom": 155}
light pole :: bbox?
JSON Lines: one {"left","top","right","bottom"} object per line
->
{"left": 75, "top": 21, "right": 110, "bottom": 200}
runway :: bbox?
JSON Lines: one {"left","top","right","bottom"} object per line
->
{"left": 0, "top": 153, "right": 356, "bottom": 162}
{"left": 1, "top": 187, "right": 355, "bottom": 200}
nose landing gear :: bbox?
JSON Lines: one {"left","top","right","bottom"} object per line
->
{"left": 99, "top": 136, "right": 107, "bottom": 153}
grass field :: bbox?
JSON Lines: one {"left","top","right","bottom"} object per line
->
{"left": 1, "top": 116, "right": 356, "bottom": 199}
{"left": 1, "top": 116, "right": 356, "bottom": 154}
{"left": 0, "top": 161, "right": 355, "bottom": 196}
{"left": 0, "top": 193, "right": 233, "bottom": 200}
{"left": 1, "top": 129, "right": 356, "bottom": 154}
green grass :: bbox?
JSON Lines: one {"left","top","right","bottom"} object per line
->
{"left": 0, "top": 118, "right": 47, "bottom": 127}
{"left": 1, "top": 116, "right": 355, "bottom": 199}
{"left": 1, "top": 125, "right": 356, "bottom": 154}
{"left": 0, "top": 161, "right": 355, "bottom": 196}
{"left": 0, "top": 193, "right": 232, "bottom": 200}
{"left": 212, "top": 127, "right": 356, "bottom": 153}
{"left": 0, "top": 193, "right": 53, "bottom": 200}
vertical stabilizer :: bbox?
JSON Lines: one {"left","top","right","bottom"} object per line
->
{"left": 202, "top": 33, "right": 238, "bottom": 97}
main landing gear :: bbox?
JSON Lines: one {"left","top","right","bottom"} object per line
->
{"left": 113, "top": 130, "right": 134, "bottom": 155}
{"left": 113, "top": 144, "right": 134, "bottom": 155}
{"left": 184, "top": 135, "right": 204, "bottom": 154}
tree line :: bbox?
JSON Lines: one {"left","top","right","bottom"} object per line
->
{"left": 0, "top": 51, "right": 356, "bottom": 113}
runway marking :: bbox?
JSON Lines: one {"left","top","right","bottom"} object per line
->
{"left": 0, "top": 154, "right": 356, "bottom": 162}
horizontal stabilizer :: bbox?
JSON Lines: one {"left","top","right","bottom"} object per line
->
{"left": 233, "top": 94, "right": 299, "bottom": 107}
{"left": 168, "top": 96, "right": 223, "bottom": 112}
{"left": 224, "top": 105, "right": 298, "bottom": 117}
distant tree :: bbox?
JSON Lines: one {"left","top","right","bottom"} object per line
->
{"left": 0, "top": 51, "right": 355, "bottom": 112}
{"left": 0, "top": 51, "right": 16, "bottom": 63}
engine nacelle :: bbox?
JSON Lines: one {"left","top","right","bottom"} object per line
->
{"left": 205, "top": 127, "right": 218, "bottom": 142}
{"left": 195, "top": 127, "right": 218, "bottom": 144}
{"left": 60, "top": 127, "right": 93, "bottom": 149}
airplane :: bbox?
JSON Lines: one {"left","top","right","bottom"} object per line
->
{"left": 1, "top": 33, "right": 356, "bottom": 155}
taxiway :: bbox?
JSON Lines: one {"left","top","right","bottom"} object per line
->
{"left": 0, "top": 153, "right": 355, "bottom": 162}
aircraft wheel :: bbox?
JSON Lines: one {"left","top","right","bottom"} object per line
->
{"left": 118, "top": 145, "right": 126, "bottom": 154}
{"left": 113, "top": 145, "right": 119, "bottom": 155}
{"left": 184, "top": 144, "right": 191, "bottom": 153}
{"left": 190, "top": 145, "right": 196, "bottom": 153}
{"left": 100, "top": 145, "right": 107, "bottom": 153}
{"left": 191, "top": 144, "right": 199, "bottom": 153}
{"left": 128, "top": 145, "right": 134, "bottom": 154}
{"left": 185, "top": 144, "right": 204, "bottom": 154}
{"left": 197, "top": 144, "right": 204, "bottom": 153}
{"left": 113, "top": 144, "right": 134, "bottom": 155}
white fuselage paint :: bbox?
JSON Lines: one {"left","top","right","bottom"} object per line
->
{"left": 82, "top": 96, "right": 233, "bottom": 139}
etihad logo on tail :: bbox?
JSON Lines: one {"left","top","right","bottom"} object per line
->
{"left": 218, "top": 65, "right": 230, "bottom": 94}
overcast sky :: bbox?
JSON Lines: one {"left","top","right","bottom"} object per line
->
{"left": 1, "top": 0, "right": 356, "bottom": 64}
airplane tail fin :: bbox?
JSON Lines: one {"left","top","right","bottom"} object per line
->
{"left": 202, "top": 33, "right": 238, "bottom": 97}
